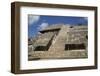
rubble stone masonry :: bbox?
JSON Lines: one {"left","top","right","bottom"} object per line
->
{"left": 28, "top": 24, "right": 88, "bottom": 60}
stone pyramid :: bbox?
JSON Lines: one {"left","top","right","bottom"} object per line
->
{"left": 28, "top": 24, "right": 88, "bottom": 60}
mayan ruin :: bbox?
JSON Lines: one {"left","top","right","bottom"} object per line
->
{"left": 28, "top": 24, "right": 88, "bottom": 60}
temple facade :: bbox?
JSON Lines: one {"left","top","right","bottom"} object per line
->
{"left": 28, "top": 24, "right": 88, "bottom": 60}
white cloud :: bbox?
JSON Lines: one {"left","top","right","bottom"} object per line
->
{"left": 83, "top": 17, "right": 88, "bottom": 21}
{"left": 38, "top": 23, "right": 49, "bottom": 30}
{"left": 28, "top": 15, "right": 40, "bottom": 25}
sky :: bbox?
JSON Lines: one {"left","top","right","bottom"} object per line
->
{"left": 28, "top": 15, "right": 88, "bottom": 38}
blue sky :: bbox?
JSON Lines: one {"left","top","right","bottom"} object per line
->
{"left": 28, "top": 15, "right": 88, "bottom": 38}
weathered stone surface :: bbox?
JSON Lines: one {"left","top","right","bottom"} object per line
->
{"left": 28, "top": 24, "right": 88, "bottom": 60}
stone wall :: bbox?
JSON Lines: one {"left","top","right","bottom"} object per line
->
{"left": 28, "top": 25, "right": 88, "bottom": 60}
